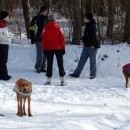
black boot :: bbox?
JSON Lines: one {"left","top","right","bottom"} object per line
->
{"left": 69, "top": 73, "right": 79, "bottom": 78}
{"left": 0, "top": 75, "right": 11, "bottom": 81}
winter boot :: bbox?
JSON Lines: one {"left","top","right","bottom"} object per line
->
{"left": 45, "top": 77, "right": 51, "bottom": 85}
{"left": 69, "top": 73, "right": 79, "bottom": 78}
{"left": 0, "top": 75, "right": 11, "bottom": 81}
{"left": 61, "top": 76, "right": 67, "bottom": 86}
{"left": 90, "top": 75, "right": 96, "bottom": 79}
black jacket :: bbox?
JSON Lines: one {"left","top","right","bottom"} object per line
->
{"left": 82, "top": 20, "right": 100, "bottom": 48}
{"left": 30, "top": 14, "right": 47, "bottom": 44}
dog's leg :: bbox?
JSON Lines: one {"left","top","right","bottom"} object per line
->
{"left": 16, "top": 93, "right": 19, "bottom": 115}
{"left": 125, "top": 76, "right": 128, "bottom": 88}
{"left": 19, "top": 96, "right": 23, "bottom": 116}
{"left": 123, "top": 71, "right": 129, "bottom": 88}
{"left": 16, "top": 93, "right": 20, "bottom": 116}
{"left": 28, "top": 96, "right": 32, "bottom": 116}
{"left": 23, "top": 98, "right": 27, "bottom": 116}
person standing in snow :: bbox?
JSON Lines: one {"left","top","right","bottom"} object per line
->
{"left": 42, "top": 15, "right": 66, "bottom": 86}
{"left": 0, "top": 11, "right": 11, "bottom": 81}
{"left": 30, "top": 6, "right": 49, "bottom": 73}
{"left": 69, "top": 13, "right": 100, "bottom": 79}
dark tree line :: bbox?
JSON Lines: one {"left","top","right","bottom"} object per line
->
{"left": 0, "top": 0, "right": 130, "bottom": 45}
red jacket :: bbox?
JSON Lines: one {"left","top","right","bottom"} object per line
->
{"left": 123, "top": 63, "right": 130, "bottom": 72}
{"left": 42, "top": 21, "right": 65, "bottom": 51}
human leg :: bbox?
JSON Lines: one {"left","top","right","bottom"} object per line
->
{"left": 0, "top": 44, "right": 11, "bottom": 80}
{"left": 70, "top": 46, "right": 89, "bottom": 77}
{"left": 35, "top": 41, "right": 44, "bottom": 72}
{"left": 44, "top": 51, "right": 54, "bottom": 85}
{"left": 46, "top": 50, "right": 54, "bottom": 77}
{"left": 55, "top": 50, "right": 66, "bottom": 85}
{"left": 89, "top": 48, "right": 97, "bottom": 78}
{"left": 55, "top": 50, "right": 65, "bottom": 77}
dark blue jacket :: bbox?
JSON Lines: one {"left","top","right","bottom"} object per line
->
{"left": 30, "top": 14, "right": 47, "bottom": 44}
{"left": 82, "top": 20, "right": 100, "bottom": 48}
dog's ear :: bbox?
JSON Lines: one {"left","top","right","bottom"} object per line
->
{"left": 16, "top": 80, "right": 21, "bottom": 88}
{"left": 28, "top": 82, "right": 32, "bottom": 88}
{"left": 16, "top": 79, "right": 22, "bottom": 86}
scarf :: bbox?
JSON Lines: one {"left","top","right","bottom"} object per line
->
{"left": 13, "top": 85, "right": 32, "bottom": 97}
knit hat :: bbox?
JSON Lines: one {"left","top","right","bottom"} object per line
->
{"left": 40, "top": 6, "right": 49, "bottom": 12}
{"left": 0, "top": 11, "right": 9, "bottom": 20}
{"left": 48, "top": 15, "right": 55, "bottom": 22}
{"left": 85, "top": 13, "right": 93, "bottom": 20}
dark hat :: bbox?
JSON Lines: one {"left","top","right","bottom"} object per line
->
{"left": 48, "top": 15, "right": 55, "bottom": 22}
{"left": 40, "top": 6, "right": 49, "bottom": 12}
{"left": 0, "top": 11, "right": 9, "bottom": 20}
{"left": 85, "top": 13, "right": 93, "bottom": 20}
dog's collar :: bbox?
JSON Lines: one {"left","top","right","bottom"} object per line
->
{"left": 13, "top": 85, "right": 32, "bottom": 96}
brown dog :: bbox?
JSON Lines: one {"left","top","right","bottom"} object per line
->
{"left": 13, "top": 78, "right": 32, "bottom": 117}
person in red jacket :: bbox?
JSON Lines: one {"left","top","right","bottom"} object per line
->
{"left": 42, "top": 15, "right": 66, "bottom": 85}
{"left": 122, "top": 63, "right": 130, "bottom": 88}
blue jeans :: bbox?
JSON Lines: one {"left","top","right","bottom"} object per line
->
{"left": 35, "top": 41, "right": 46, "bottom": 70}
{"left": 73, "top": 46, "right": 97, "bottom": 77}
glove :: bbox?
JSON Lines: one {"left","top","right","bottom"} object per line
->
{"left": 31, "top": 37, "right": 36, "bottom": 44}
{"left": 62, "top": 50, "right": 65, "bottom": 55}
{"left": 95, "top": 39, "right": 100, "bottom": 49}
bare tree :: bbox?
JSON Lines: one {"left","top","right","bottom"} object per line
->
{"left": 22, "top": 0, "right": 31, "bottom": 39}
{"left": 42, "top": 0, "right": 50, "bottom": 6}
{"left": 123, "top": 0, "right": 130, "bottom": 44}
{"left": 0, "top": 0, "right": 128, "bottom": 43}
{"left": 0, "top": 0, "right": 5, "bottom": 11}
{"left": 85, "top": 0, "right": 93, "bottom": 13}
{"left": 106, "top": 0, "right": 115, "bottom": 41}
{"left": 71, "top": 0, "right": 82, "bottom": 45}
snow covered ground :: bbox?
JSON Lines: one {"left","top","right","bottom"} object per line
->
{"left": 0, "top": 40, "right": 130, "bottom": 130}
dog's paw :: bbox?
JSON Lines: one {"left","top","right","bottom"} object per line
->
{"left": 16, "top": 112, "right": 23, "bottom": 117}
{"left": 28, "top": 113, "right": 32, "bottom": 117}
{"left": 16, "top": 113, "right": 19, "bottom": 115}
{"left": 23, "top": 112, "right": 27, "bottom": 116}
{"left": 19, "top": 114, "right": 23, "bottom": 117}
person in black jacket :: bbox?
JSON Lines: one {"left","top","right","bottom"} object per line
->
{"left": 30, "top": 6, "right": 49, "bottom": 73}
{"left": 69, "top": 13, "right": 100, "bottom": 79}
{"left": 0, "top": 11, "right": 11, "bottom": 81}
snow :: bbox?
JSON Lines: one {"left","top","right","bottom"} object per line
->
{"left": 0, "top": 40, "right": 130, "bottom": 130}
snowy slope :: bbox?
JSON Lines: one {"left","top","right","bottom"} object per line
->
{"left": 0, "top": 40, "right": 130, "bottom": 130}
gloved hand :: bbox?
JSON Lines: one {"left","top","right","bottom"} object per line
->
{"left": 62, "top": 50, "right": 65, "bottom": 55}
{"left": 31, "top": 37, "right": 37, "bottom": 44}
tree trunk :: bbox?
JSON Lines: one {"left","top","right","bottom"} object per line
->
{"left": 85, "top": 0, "right": 93, "bottom": 13}
{"left": 42, "top": 0, "right": 50, "bottom": 6}
{"left": 22, "top": 0, "right": 31, "bottom": 39}
{"left": 106, "top": 0, "right": 115, "bottom": 40}
{"left": 123, "top": 0, "right": 130, "bottom": 44}
{"left": 0, "top": 0, "right": 5, "bottom": 11}
{"left": 81, "top": 0, "right": 86, "bottom": 25}
{"left": 71, "top": 0, "right": 82, "bottom": 45}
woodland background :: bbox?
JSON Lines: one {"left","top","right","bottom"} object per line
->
{"left": 0, "top": 0, "right": 130, "bottom": 45}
